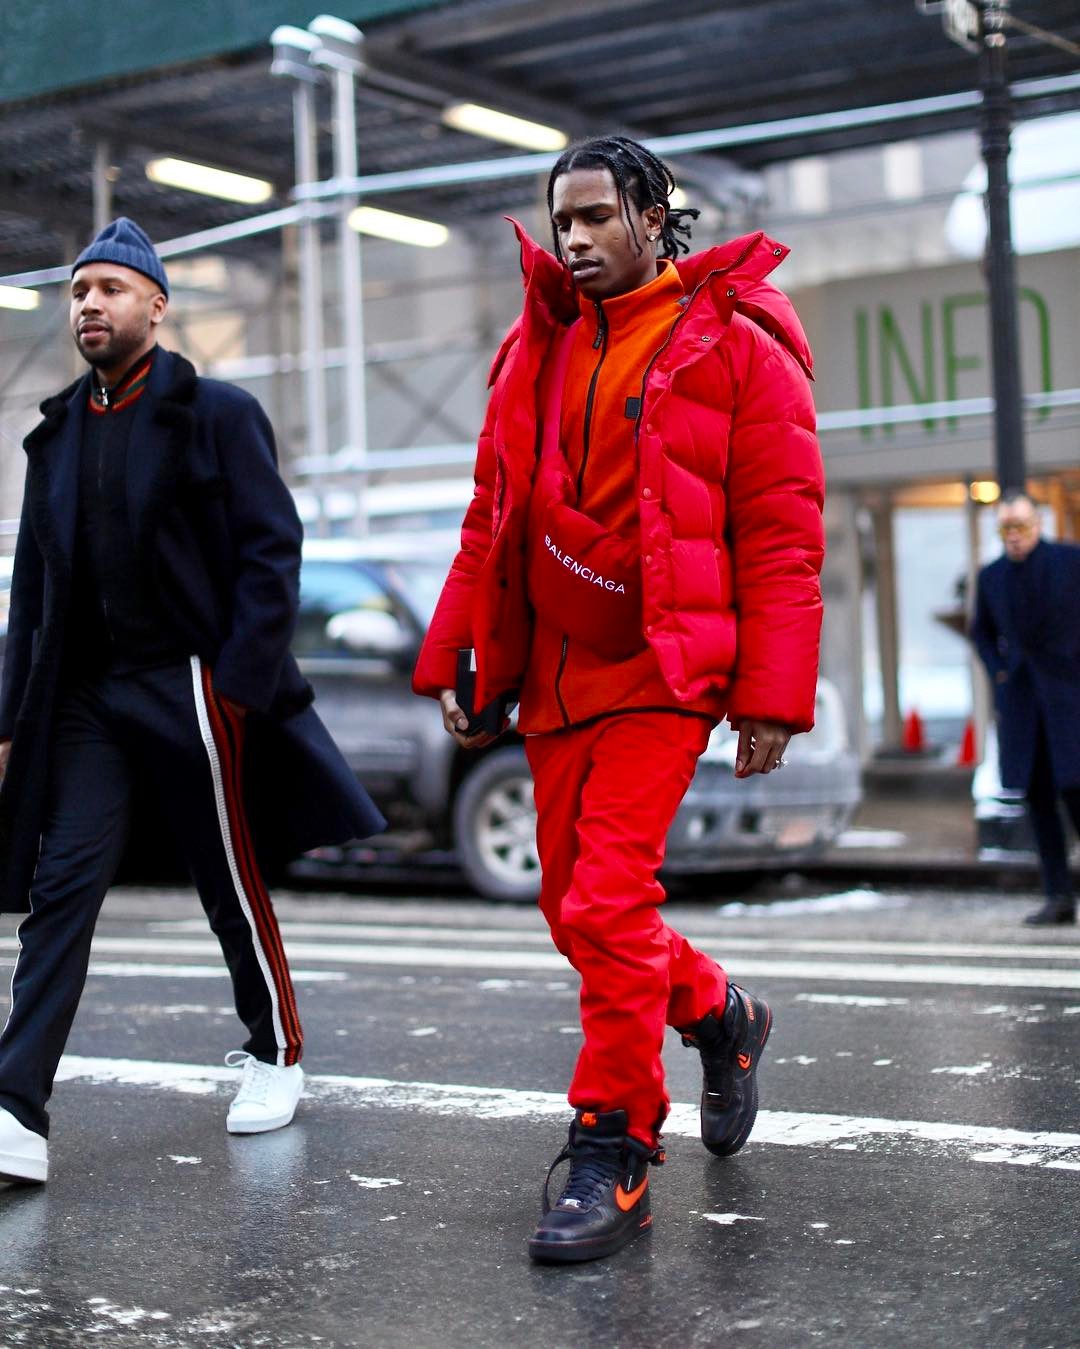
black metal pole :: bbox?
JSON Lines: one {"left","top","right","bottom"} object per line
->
{"left": 978, "top": 3, "right": 1026, "bottom": 491}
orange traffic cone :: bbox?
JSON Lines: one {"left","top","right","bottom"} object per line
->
{"left": 902, "top": 708, "right": 926, "bottom": 753}
{"left": 956, "top": 718, "right": 977, "bottom": 766}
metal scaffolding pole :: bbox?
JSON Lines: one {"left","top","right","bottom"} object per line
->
{"left": 310, "top": 15, "right": 368, "bottom": 535}
{"left": 872, "top": 497, "right": 903, "bottom": 752}
{"left": 271, "top": 27, "right": 329, "bottom": 473}
{"left": 978, "top": 1, "right": 1026, "bottom": 491}
{"left": 92, "top": 140, "right": 112, "bottom": 236}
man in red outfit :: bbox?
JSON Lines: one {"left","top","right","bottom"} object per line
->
{"left": 413, "top": 137, "right": 824, "bottom": 1263}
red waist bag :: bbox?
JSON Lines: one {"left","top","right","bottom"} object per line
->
{"left": 526, "top": 322, "right": 646, "bottom": 663}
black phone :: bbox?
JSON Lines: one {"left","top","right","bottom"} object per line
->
{"left": 455, "top": 649, "right": 517, "bottom": 736}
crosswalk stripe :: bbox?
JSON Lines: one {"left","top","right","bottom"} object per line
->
{"left": 53, "top": 1055, "right": 1080, "bottom": 1173}
{"left": 146, "top": 919, "right": 1079, "bottom": 962}
{"left": 0, "top": 959, "right": 347, "bottom": 982}
{"left": 3, "top": 936, "right": 1078, "bottom": 990}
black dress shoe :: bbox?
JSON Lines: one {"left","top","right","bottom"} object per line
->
{"left": 1023, "top": 899, "right": 1076, "bottom": 926}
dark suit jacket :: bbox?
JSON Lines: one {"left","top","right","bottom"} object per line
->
{"left": 971, "top": 538, "right": 1080, "bottom": 792}
{"left": 0, "top": 348, "right": 384, "bottom": 912}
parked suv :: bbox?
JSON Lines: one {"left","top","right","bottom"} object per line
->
{"left": 295, "top": 538, "right": 861, "bottom": 900}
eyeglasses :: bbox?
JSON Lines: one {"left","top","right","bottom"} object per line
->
{"left": 998, "top": 521, "right": 1036, "bottom": 537}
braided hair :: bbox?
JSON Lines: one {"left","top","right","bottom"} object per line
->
{"left": 546, "top": 136, "right": 699, "bottom": 262}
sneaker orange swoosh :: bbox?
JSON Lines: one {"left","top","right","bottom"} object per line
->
{"left": 615, "top": 1177, "right": 648, "bottom": 1212}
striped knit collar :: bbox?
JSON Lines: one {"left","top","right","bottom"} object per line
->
{"left": 88, "top": 347, "right": 156, "bottom": 415}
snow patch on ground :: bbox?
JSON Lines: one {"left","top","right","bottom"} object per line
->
{"left": 85, "top": 1298, "right": 170, "bottom": 1327}
{"left": 716, "top": 889, "right": 901, "bottom": 917}
{"left": 834, "top": 829, "right": 908, "bottom": 849}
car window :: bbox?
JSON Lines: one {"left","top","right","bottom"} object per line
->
{"left": 382, "top": 561, "right": 450, "bottom": 626}
{"left": 295, "top": 561, "right": 393, "bottom": 658}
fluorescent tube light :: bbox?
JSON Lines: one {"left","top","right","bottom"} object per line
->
{"left": 146, "top": 157, "right": 274, "bottom": 204}
{"left": 348, "top": 206, "right": 449, "bottom": 248}
{"left": 0, "top": 284, "right": 40, "bottom": 311}
{"left": 442, "top": 103, "right": 567, "bottom": 152}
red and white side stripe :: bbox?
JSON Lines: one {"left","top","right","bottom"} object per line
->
{"left": 190, "top": 657, "right": 302, "bottom": 1067}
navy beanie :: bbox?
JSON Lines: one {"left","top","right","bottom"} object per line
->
{"left": 73, "top": 217, "right": 169, "bottom": 298}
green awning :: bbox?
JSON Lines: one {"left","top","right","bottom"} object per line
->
{"left": 1, "top": 0, "right": 451, "bottom": 104}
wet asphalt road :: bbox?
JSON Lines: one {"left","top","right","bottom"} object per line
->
{"left": 0, "top": 879, "right": 1077, "bottom": 1348}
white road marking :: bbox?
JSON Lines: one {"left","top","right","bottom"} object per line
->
{"left": 702, "top": 1213, "right": 764, "bottom": 1225}
{"left": 796, "top": 993, "right": 910, "bottom": 1007}
{"left": 52, "top": 1056, "right": 1080, "bottom": 1172}
{"left": 0, "top": 959, "right": 345, "bottom": 982}
{"left": 4, "top": 936, "right": 1078, "bottom": 990}
{"left": 6, "top": 938, "right": 1078, "bottom": 992}
{"left": 141, "top": 920, "right": 1080, "bottom": 962}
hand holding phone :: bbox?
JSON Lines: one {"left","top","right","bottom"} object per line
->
{"left": 453, "top": 649, "right": 517, "bottom": 738}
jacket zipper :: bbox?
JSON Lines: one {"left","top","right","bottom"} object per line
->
{"left": 97, "top": 408, "right": 114, "bottom": 642}
{"left": 554, "top": 301, "right": 608, "bottom": 727}
{"left": 575, "top": 301, "right": 609, "bottom": 497}
{"left": 554, "top": 635, "right": 571, "bottom": 726}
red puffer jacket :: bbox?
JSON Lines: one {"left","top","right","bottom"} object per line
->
{"left": 413, "top": 221, "right": 825, "bottom": 732}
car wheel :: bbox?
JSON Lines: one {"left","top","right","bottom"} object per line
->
{"left": 453, "top": 746, "right": 541, "bottom": 902}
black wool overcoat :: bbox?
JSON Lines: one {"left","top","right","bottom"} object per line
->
{"left": 971, "top": 538, "right": 1080, "bottom": 793}
{"left": 0, "top": 348, "right": 384, "bottom": 913}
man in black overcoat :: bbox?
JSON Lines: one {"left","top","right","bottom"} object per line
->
{"left": 972, "top": 488, "right": 1080, "bottom": 925}
{"left": 0, "top": 219, "right": 384, "bottom": 1184}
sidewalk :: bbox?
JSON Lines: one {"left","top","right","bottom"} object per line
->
{"left": 811, "top": 760, "right": 1076, "bottom": 888}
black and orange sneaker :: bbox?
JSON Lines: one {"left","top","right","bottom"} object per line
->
{"left": 678, "top": 984, "right": 772, "bottom": 1157}
{"left": 527, "top": 1108, "right": 662, "bottom": 1264}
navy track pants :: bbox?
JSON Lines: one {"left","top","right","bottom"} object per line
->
{"left": 0, "top": 657, "right": 302, "bottom": 1137}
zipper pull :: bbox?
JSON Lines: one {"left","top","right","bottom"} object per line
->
{"left": 592, "top": 302, "right": 606, "bottom": 350}
{"left": 99, "top": 384, "right": 109, "bottom": 408}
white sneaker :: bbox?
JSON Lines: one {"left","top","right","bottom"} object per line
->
{"left": 0, "top": 1106, "right": 48, "bottom": 1184}
{"left": 225, "top": 1053, "right": 304, "bottom": 1134}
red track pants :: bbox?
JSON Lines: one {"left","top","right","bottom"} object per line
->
{"left": 525, "top": 712, "right": 729, "bottom": 1146}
